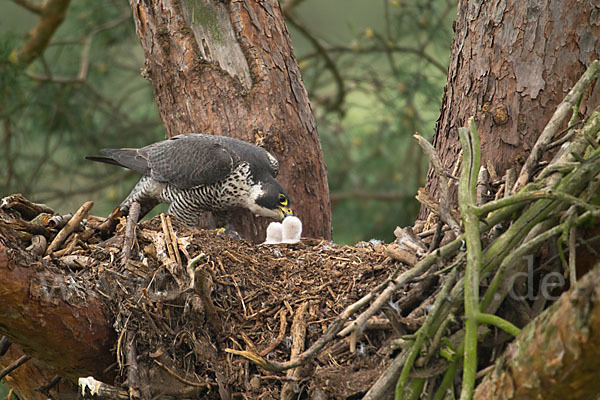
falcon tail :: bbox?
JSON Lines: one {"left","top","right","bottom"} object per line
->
{"left": 85, "top": 155, "right": 124, "bottom": 167}
{"left": 86, "top": 148, "right": 150, "bottom": 175}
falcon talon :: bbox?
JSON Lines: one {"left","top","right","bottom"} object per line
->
{"left": 86, "top": 134, "right": 293, "bottom": 229}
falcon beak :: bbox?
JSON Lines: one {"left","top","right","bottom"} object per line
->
{"left": 278, "top": 206, "right": 293, "bottom": 219}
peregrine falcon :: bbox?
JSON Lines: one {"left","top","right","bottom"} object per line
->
{"left": 86, "top": 134, "right": 293, "bottom": 227}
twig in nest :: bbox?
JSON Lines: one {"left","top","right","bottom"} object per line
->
{"left": 338, "top": 236, "right": 462, "bottom": 338}
{"left": 0, "top": 193, "right": 54, "bottom": 219}
{"left": 26, "top": 234, "right": 47, "bottom": 256}
{"left": 121, "top": 201, "right": 140, "bottom": 266}
{"left": 193, "top": 266, "right": 223, "bottom": 337}
{"left": 160, "top": 214, "right": 181, "bottom": 270}
{"left": 393, "top": 226, "right": 428, "bottom": 254}
{"left": 414, "top": 134, "right": 461, "bottom": 235}
{"left": 59, "top": 255, "right": 94, "bottom": 269}
{"left": 46, "top": 201, "right": 93, "bottom": 255}
{"left": 427, "top": 221, "right": 444, "bottom": 253}
{"left": 418, "top": 224, "right": 450, "bottom": 239}
{"left": 165, "top": 214, "right": 182, "bottom": 267}
{"left": 385, "top": 243, "right": 418, "bottom": 266}
{"left": 476, "top": 166, "right": 491, "bottom": 206}
{"left": 0, "top": 355, "right": 31, "bottom": 380}
{"left": 78, "top": 376, "right": 130, "bottom": 400}
{"left": 52, "top": 233, "right": 79, "bottom": 258}
{"left": 514, "top": 60, "right": 600, "bottom": 192}
{"left": 116, "top": 327, "right": 126, "bottom": 370}
{"left": 96, "top": 206, "right": 122, "bottom": 237}
{"left": 546, "top": 121, "right": 583, "bottom": 150}
{"left": 457, "top": 117, "right": 482, "bottom": 400}
{"left": 259, "top": 308, "right": 288, "bottom": 356}
{"left": 47, "top": 213, "right": 72, "bottom": 229}
{"left": 485, "top": 159, "right": 499, "bottom": 183}
{"left": 504, "top": 168, "right": 517, "bottom": 198}
{"left": 36, "top": 376, "right": 61, "bottom": 400}
{"left": 233, "top": 278, "right": 248, "bottom": 317}
{"left": 281, "top": 302, "right": 309, "bottom": 400}
{"left": 153, "top": 359, "right": 209, "bottom": 388}
{"left": 125, "top": 330, "right": 151, "bottom": 400}
{"left": 415, "top": 189, "right": 461, "bottom": 228}
{"left": 362, "top": 351, "right": 410, "bottom": 400}
{"left": 226, "top": 318, "right": 347, "bottom": 373}
{"left": 6, "top": 218, "right": 52, "bottom": 239}
{"left": 186, "top": 253, "right": 207, "bottom": 289}
{"left": 569, "top": 225, "right": 577, "bottom": 284}
{"left": 390, "top": 274, "right": 438, "bottom": 318}
{"left": 0, "top": 336, "right": 11, "bottom": 356}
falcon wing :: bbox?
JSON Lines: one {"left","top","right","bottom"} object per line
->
{"left": 147, "top": 135, "right": 235, "bottom": 189}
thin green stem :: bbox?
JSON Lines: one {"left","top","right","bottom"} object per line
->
{"left": 458, "top": 117, "right": 482, "bottom": 400}
{"left": 474, "top": 189, "right": 597, "bottom": 218}
{"left": 402, "top": 378, "right": 426, "bottom": 400}
{"left": 433, "top": 342, "right": 463, "bottom": 400}
{"left": 395, "top": 267, "right": 460, "bottom": 399}
{"left": 568, "top": 91, "right": 584, "bottom": 127}
{"left": 481, "top": 209, "right": 599, "bottom": 312}
{"left": 475, "top": 312, "right": 521, "bottom": 337}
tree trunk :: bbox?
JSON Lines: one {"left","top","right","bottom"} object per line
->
{"left": 419, "top": 0, "right": 600, "bottom": 220}
{"left": 129, "top": 0, "right": 331, "bottom": 242}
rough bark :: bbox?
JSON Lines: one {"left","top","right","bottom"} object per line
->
{"left": 475, "top": 263, "right": 600, "bottom": 400}
{"left": 0, "top": 228, "right": 116, "bottom": 387}
{"left": 419, "top": 0, "right": 600, "bottom": 220}
{"left": 129, "top": 0, "right": 331, "bottom": 242}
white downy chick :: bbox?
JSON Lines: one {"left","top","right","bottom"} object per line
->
{"left": 263, "top": 222, "right": 283, "bottom": 244}
{"left": 281, "top": 216, "right": 302, "bottom": 244}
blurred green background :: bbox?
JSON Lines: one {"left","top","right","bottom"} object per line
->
{"left": 0, "top": 0, "right": 456, "bottom": 244}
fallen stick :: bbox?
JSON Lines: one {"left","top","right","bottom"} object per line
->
{"left": 281, "top": 302, "right": 308, "bottom": 400}
{"left": 0, "top": 354, "right": 31, "bottom": 380}
{"left": 46, "top": 201, "right": 93, "bottom": 256}
{"left": 259, "top": 308, "right": 288, "bottom": 356}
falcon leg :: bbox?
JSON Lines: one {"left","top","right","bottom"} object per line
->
{"left": 121, "top": 201, "right": 141, "bottom": 266}
{"left": 120, "top": 175, "right": 163, "bottom": 219}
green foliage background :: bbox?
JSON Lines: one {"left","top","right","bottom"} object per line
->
{"left": 0, "top": 0, "right": 455, "bottom": 244}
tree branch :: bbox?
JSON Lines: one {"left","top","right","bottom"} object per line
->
{"left": 285, "top": 12, "right": 346, "bottom": 112}
{"left": 11, "top": 0, "right": 72, "bottom": 66}
{"left": 11, "top": 0, "right": 44, "bottom": 14}
{"left": 0, "top": 231, "right": 116, "bottom": 381}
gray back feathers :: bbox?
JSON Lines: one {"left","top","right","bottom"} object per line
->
{"left": 89, "top": 134, "right": 279, "bottom": 188}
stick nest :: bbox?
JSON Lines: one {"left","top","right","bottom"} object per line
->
{"left": 1, "top": 196, "right": 426, "bottom": 399}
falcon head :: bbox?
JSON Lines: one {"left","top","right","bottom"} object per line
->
{"left": 246, "top": 179, "right": 293, "bottom": 221}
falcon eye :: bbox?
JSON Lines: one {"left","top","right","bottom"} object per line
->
{"left": 278, "top": 194, "right": 288, "bottom": 205}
